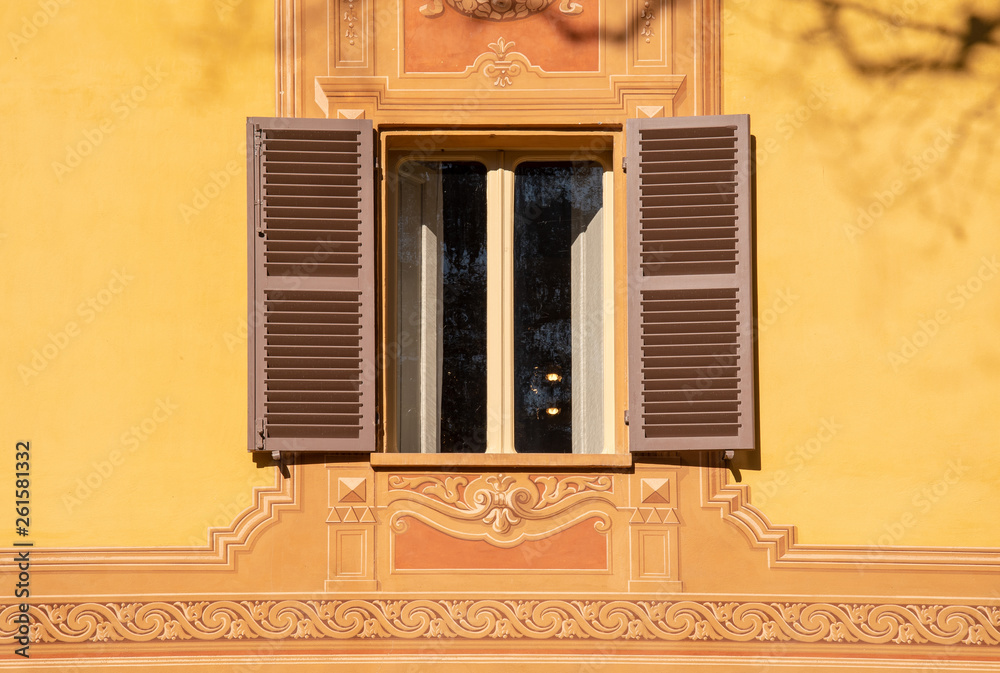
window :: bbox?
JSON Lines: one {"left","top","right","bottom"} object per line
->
{"left": 385, "top": 145, "right": 614, "bottom": 454}
{"left": 247, "top": 116, "right": 756, "bottom": 458}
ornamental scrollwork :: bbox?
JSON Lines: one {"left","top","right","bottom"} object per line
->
{"left": 6, "top": 600, "right": 1000, "bottom": 645}
{"left": 386, "top": 473, "right": 614, "bottom": 547}
{"left": 420, "top": 0, "right": 583, "bottom": 21}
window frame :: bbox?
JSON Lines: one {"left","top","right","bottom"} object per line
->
{"left": 379, "top": 130, "right": 624, "bottom": 458}
{"left": 247, "top": 117, "right": 755, "bottom": 465}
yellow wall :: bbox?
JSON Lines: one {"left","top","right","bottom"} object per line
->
{"left": 726, "top": 0, "right": 1000, "bottom": 546}
{"left": 0, "top": 0, "right": 275, "bottom": 547}
{"left": 4, "top": 0, "right": 998, "bottom": 551}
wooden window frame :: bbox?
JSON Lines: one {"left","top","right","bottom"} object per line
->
{"left": 379, "top": 130, "right": 623, "bottom": 460}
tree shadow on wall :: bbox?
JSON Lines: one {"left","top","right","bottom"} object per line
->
{"left": 783, "top": 0, "right": 1000, "bottom": 242}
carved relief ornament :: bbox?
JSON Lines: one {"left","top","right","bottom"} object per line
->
{"left": 385, "top": 473, "right": 614, "bottom": 547}
{"left": 11, "top": 599, "right": 1000, "bottom": 645}
{"left": 420, "top": 0, "right": 583, "bottom": 21}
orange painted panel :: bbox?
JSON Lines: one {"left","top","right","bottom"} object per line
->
{"left": 403, "top": 2, "right": 601, "bottom": 74}
{"left": 394, "top": 517, "right": 607, "bottom": 570}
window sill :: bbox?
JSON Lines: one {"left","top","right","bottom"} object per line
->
{"left": 370, "top": 453, "right": 633, "bottom": 469}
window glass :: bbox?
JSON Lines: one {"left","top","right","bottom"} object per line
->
{"left": 513, "top": 162, "right": 604, "bottom": 453}
{"left": 391, "top": 151, "right": 608, "bottom": 455}
{"left": 396, "top": 161, "right": 488, "bottom": 453}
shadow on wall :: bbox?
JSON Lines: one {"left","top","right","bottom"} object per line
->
{"left": 761, "top": 0, "right": 1000, "bottom": 242}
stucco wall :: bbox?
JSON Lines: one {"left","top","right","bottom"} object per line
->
{"left": 726, "top": 0, "right": 1000, "bottom": 546}
{"left": 3, "top": 0, "right": 999, "bottom": 553}
{"left": 1, "top": 0, "right": 275, "bottom": 547}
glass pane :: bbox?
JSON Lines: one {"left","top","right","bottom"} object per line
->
{"left": 397, "top": 161, "right": 488, "bottom": 453}
{"left": 513, "top": 162, "right": 604, "bottom": 453}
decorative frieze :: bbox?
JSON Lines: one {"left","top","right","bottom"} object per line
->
{"left": 11, "top": 600, "right": 1000, "bottom": 645}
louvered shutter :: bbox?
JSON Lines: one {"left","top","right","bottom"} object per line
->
{"left": 248, "top": 117, "right": 375, "bottom": 454}
{"left": 626, "top": 115, "right": 756, "bottom": 452}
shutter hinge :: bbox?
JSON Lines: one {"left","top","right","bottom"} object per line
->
{"left": 622, "top": 155, "right": 627, "bottom": 173}
{"left": 624, "top": 409, "right": 629, "bottom": 425}
{"left": 255, "top": 418, "right": 266, "bottom": 450}
{"left": 253, "top": 127, "right": 263, "bottom": 157}
{"left": 253, "top": 127, "right": 264, "bottom": 236}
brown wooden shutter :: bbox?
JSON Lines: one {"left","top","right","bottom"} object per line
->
{"left": 248, "top": 117, "right": 375, "bottom": 455}
{"left": 626, "top": 115, "right": 756, "bottom": 452}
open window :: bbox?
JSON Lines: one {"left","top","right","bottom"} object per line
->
{"left": 384, "top": 145, "right": 615, "bottom": 454}
{"left": 247, "top": 116, "right": 755, "bottom": 458}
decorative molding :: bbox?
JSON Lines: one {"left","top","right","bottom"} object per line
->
{"left": 343, "top": 0, "right": 359, "bottom": 45}
{"left": 314, "top": 75, "right": 686, "bottom": 124}
{"left": 335, "top": 0, "right": 367, "bottom": 67}
{"left": 15, "top": 466, "right": 295, "bottom": 570}
{"left": 7, "top": 599, "right": 1000, "bottom": 646}
{"left": 695, "top": 0, "right": 723, "bottom": 115}
{"left": 629, "top": 507, "right": 679, "bottom": 524}
{"left": 276, "top": 0, "right": 302, "bottom": 116}
{"left": 701, "top": 462, "right": 1000, "bottom": 571}
{"left": 484, "top": 37, "right": 520, "bottom": 87}
{"left": 420, "top": 0, "right": 584, "bottom": 22}
{"left": 385, "top": 473, "right": 614, "bottom": 547}
{"left": 639, "top": 0, "right": 655, "bottom": 43}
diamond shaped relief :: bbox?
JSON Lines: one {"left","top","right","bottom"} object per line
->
{"left": 338, "top": 477, "right": 367, "bottom": 504}
{"left": 640, "top": 478, "right": 670, "bottom": 505}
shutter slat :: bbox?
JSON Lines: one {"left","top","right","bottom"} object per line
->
{"left": 627, "top": 115, "right": 756, "bottom": 452}
{"left": 249, "top": 117, "right": 375, "bottom": 454}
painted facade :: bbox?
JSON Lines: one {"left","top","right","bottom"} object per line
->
{"left": 3, "top": 0, "right": 1000, "bottom": 670}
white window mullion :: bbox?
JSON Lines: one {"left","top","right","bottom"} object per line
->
{"left": 418, "top": 168, "right": 443, "bottom": 453}
{"left": 485, "top": 156, "right": 507, "bottom": 453}
{"left": 571, "top": 169, "right": 605, "bottom": 454}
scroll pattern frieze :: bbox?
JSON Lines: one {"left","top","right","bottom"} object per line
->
{"left": 385, "top": 473, "right": 615, "bottom": 547}
{"left": 7, "top": 600, "right": 1000, "bottom": 645}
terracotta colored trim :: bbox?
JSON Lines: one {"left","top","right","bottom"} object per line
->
{"left": 275, "top": 0, "right": 301, "bottom": 117}
{"left": 6, "top": 597, "right": 999, "bottom": 646}
{"left": 701, "top": 461, "right": 1000, "bottom": 570}
{"left": 314, "top": 75, "right": 686, "bottom": 125}
{"left": 696, "top": 0, "right": 724, "bottom": 115}
{"left": 19, "top": 465, "right": 296, "bottom": 569}
{"left": 371, "top": 453, "right": 633, "bottom": 468}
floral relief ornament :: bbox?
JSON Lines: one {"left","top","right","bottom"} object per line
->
{"left": 420, "top": 0, "right": 583, "bottom": 21}
{"left": 485, "top": 37, "right": 519, "bottom": 87}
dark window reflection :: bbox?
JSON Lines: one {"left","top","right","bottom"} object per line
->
{"left": 513, "top": 162, "right": 603, "bottom": 453}
{"left": 439, "top": 163, "right": 488, "bottom": 452}
{"left": 397, "top": 161, "right": 487, "bottom": 453}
